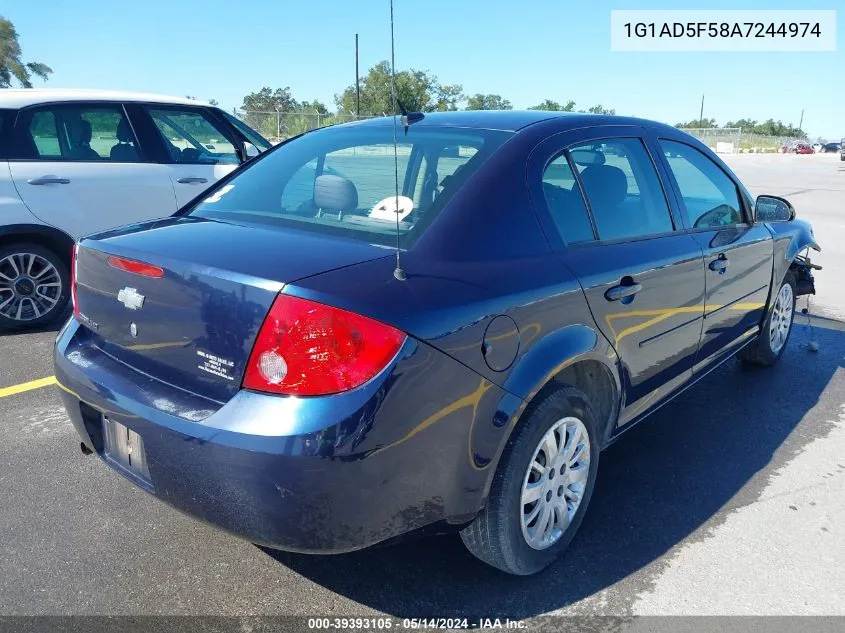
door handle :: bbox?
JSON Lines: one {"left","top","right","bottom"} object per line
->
{"left": 176, "top": 177, "right": 208, "bottom": 184}
{"left": 27, "top": 176, "right": 70, "bottom": 185}
{"left": 709, "top": 255, "right": 730, "bottom": 274}
{"left": 605, "top": 282, "right": 643, "bottom": 302}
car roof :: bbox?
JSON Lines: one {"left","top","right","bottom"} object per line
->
{"left": 346, "top": 110, "right": 677, "bottom": 133}
{"left": 0, "top": 89, "right": 207, "bottom": 109}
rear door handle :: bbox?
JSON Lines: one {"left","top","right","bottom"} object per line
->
{"left": 27, "top": 176, "right": 70, "bottom": 185}
{"left": 605, "top": 282, "right": 643, "bottom": 302}
{"left": 709, "top": 255, "right": 730, "bottom": 273}
{"left": 176, "top": 177, "right": 208, "bottom": 184}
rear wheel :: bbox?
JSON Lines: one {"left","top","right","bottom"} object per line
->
{"left": 739, "top": 274, "right": 796, "bottom": 366}
{"left": 460, "top": 387, "right": 600, "bottom": 575}
{"left": 0, "top": 243, "right": 70, "bottom": 330}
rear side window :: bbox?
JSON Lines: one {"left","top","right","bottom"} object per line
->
{"left": 29, "top": 110, "right": 61, "bottom": 157}
{"left": 191, "top": 125, "right": 511, "bottom": 247}
{"left": 147, "top": 107, "right": 238, "bottom": 165}
{"left": 541, "top": 155, "right": 594, "bottom": 244}
{"left": 660, "top": 140, "right": 744, "bottom": 228}
{"left": 569, "top": 138, "right": 674, "bottom": 241}
{"left": 22, "top": 105, "right": 140, "bottom": 162}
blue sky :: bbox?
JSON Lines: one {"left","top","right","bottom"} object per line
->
{"left": 5, "top": 0, "right": 843, "bottom": 138}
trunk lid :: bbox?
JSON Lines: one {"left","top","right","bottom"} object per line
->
{"left": 74, "top": 216, "right": 391, "bottom": 402}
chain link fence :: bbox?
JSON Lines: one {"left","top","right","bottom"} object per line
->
{"left": 679, "top": 127, "right": 797, "bottom": 153}
{"left": 234, "top": 111, "right": 374, "bottom": 144}
{"left": 236, "top": 113, "right": 801, "bottom": 153}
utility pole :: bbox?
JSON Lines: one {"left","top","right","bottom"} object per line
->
{"left": 355, "top": 33, "right": 361, "bottom": 117}
{"left": 699, "top": 94, "right": 704, "bottom": 124}
{"left": 798, "top": 109, "right": 805, "bottom": 131}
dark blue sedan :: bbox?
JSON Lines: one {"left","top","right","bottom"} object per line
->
{"left": 56, "top": 111, "right": 819, "bottom": 575}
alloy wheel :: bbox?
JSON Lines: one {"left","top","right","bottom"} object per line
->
{"left": 0, "top": 252, "right": 63, "bottom": 322}
{"left": 769, "top": 282, "right": 794, "bottom": 354}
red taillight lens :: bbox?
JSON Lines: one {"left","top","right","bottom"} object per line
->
{"left": 243, "top": 294, "right": 406, "bottom": 396}
{"left": 70, "top": 244, "right": 80, "bottom": 319}
{"left": 107, "top": 256, "right": 164, "bottom": 278}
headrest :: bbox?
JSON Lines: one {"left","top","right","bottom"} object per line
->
{"left": 314, "top": 174, "right": 358, "bottom": 211}
{"left": 116, "top": 118, "right": 134, "bottom": 143}
{"left": 181, "top": 147, "right": 200, "bottom": 163}
{"left": 67, "top": 118, "right": 93, "bottom": 146}
{"left": 579, "top": 165, "right": 627, "bottom": 210}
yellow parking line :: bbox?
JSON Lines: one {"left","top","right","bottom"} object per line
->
{"left": 0, "top": 376, "right": 57, "bottom": 398}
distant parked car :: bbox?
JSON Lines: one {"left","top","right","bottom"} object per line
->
{"left": 820, "top": 142, "right": 840, "bottom": 153}
{"left": 56, "top": 111, "right": 821, "bottom": 576}
{"left": 793, "top": 143, "right": 814, "bottom": 155}
{"left": 812, "top": 143, "right": 823, "bottom": 153}
{"left": 0, "top": 89, "right": 271, "bottom": 328}
{"left": 841, "top": 138, "right": 845, "bottom": 161}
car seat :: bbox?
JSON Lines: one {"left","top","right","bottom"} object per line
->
{"left": 578, "top": 164, "right": 628, "bottom": 239}
{"left": 313, "top": 174, "right": 359, "bottom": 220}
{"left": 109, "top": 118, "right": 139, "bottom": 161}
{"left": 66, "top": 117, "right": 100, "bottom": 160}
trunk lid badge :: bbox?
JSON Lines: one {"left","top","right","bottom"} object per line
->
{"left": 117, "top": 287, "right": 145, "bottom": 310}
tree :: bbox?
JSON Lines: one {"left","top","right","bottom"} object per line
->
{"left": 0, "top": 16, "right": 52, "bottom": 88}
{"left": 299, "top": 99, "right": 329, "bottom": 115}
{"left": 465, "top": 93, "right": 512, "bottom": 110}
{"left": 242, "top": 87, "right": 299, "bottom": 113}
{"left": 675, "top": 118, "right": 718, "bottom": 129}
{"left": 434, "top": 84, "right": 465, "bottom": 111}
{"left": 725, "top": 118, "right": 806, "bottom": 138}
{"left": 585, "top": 104, "right": 616, "bottom": 115}
{"left": 240, "top": 87, "right": 301, "bottom": 138}
{"left": 208, "top": 98, "right": 219, "bottom": 106}
{"left": 528, "top": 99, "right": 576, "bottom": 112}
{"left": 335, "top": 61, "right": 463, "bottom": 115}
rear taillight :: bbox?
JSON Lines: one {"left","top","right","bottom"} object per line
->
{"left": 107, "top": 255, "right": 165, "bottom": 278}
{"left": 243, "top": 294, "right": 406, "bottom": 396}
{"left": 70, "top": 244, "right": 79, "bottom": 319}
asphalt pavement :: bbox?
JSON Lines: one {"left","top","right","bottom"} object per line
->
{"left": 0, "top": 318, "right": 842, "bottom": 619}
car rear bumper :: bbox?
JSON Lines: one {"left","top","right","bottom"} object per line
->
{"left": 54, "top": 319, "right": 512, "bottom": 553}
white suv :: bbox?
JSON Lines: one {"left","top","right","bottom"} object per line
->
{"left": 0, "top": 89, "right": 271, "bottom": 328}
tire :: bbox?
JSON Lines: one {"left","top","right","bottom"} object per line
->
{"left": 0, "top": 243, "right": 70, "bottom": 330}
{"left": 460, "top": 386, "right": 600, "bottom": 575}
{"left": 738, "top": 274, "right": 797, "bottom": 367}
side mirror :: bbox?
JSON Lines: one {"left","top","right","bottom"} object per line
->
{"left": 755, "top": 195, "right": 795, "bottom": 223}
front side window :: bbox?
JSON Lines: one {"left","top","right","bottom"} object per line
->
{"left": 569, "top": 138, "right": 674, "bottom": 241}
{"left": 147, "top": 107, "right": 238, "bottom": 164}
{"left": 23, "top": 105, "right": 140, "bottom": 162}
{"left": 191, "top": 125, "right": 511, "bottom": 247}
{"left": 222, "top": 111, "right": 272, "bottom": 151}
{"left": 660, "top": 140, "right": 744, "bottom": 229}
{"left": 541, "top": 154, "right": 594, "bottom": 244}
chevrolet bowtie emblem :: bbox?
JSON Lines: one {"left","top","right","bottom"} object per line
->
{"left": 117, "top": 287, "right": 145, "bottom": 310}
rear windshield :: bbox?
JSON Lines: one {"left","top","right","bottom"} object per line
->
{"left": 190, "top": 123, "right": 512, "bottom": 247}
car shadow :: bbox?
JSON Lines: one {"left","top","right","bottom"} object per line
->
{"left": 261, "top": 324, "right": 844, "bottom": 619}
{"left": 0, "top": 309, "right": 68, "bottom": 337}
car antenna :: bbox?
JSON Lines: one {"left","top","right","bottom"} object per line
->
{"left": 389, "top": 0, "right": 407, "bottom": 281}
{"left": 396, "top": 97, "right": 424, "bottom": 135}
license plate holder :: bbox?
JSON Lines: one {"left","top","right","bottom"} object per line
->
{"left": 102, "top": 415, "right": 151, "bottom": 484}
